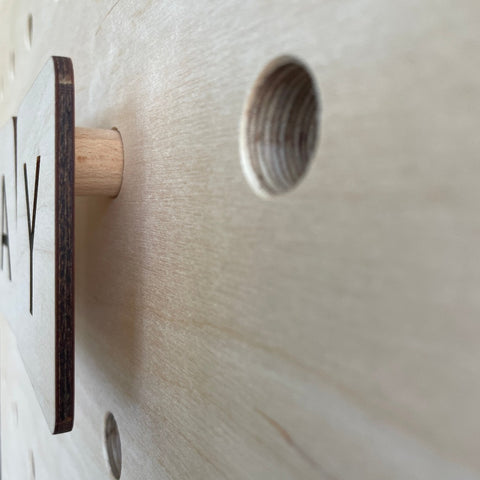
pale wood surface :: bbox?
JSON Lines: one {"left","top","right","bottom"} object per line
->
{"left": 2, "top": 0, "right": 480, "bottom": 479}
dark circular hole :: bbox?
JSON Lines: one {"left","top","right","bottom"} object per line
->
{"left": 29, "top": 450, "right": 36, "bottom": 479}
{"left": 105, "top": 412, "right": 122, "bottom": 479}
{"left": 241, "top": 56, "right": 320, "bottom": 196}
{"left": 26, "top": 14, "right": 33, "bottom": 49}
{"left": 9, "top": 51, "right": 15, "bottom": 79}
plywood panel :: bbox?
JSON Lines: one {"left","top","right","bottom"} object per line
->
{"left": 2, "top": 0, "right": 480, "bottom": 479}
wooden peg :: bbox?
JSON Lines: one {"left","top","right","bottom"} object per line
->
{"left": 75, "top": 127, "right": 124, "bottom": 197}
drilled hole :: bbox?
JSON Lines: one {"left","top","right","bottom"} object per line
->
{"left": 12, "top": 402, "right": 18, "bottom": 426}
{"left": 241, "top": 56, "right": 320, "bottom": 196}
{"left": 105, "top": 412, "right": 122, "bottom": 479}
{"left": 9, "top": 51, "right": 15, "bottom": 79}
{"left": 25, "top": 15, "right": 33, "bottom": 49}
{"left": 29, "top": 450, "right": 36, "bottom": 479}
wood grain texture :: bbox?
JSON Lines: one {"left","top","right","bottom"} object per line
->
{"left": 1, "top": 0, "right": 480, "bottom": 479}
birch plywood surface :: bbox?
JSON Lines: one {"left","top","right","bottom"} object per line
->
{"left": 2, "top": 0, "right": 480, "bottom": 479}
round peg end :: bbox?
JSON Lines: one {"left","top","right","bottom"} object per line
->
{"left": 74, "top": 127, "right": 124, "bottom": 197}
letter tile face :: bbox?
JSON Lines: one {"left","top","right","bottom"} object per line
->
{"left": 2, "top": 57, "right": 74, "bottom": 434}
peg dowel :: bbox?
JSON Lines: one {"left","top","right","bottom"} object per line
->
{"left": 75, "top": 127, "right": 124, "bottom": 197}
